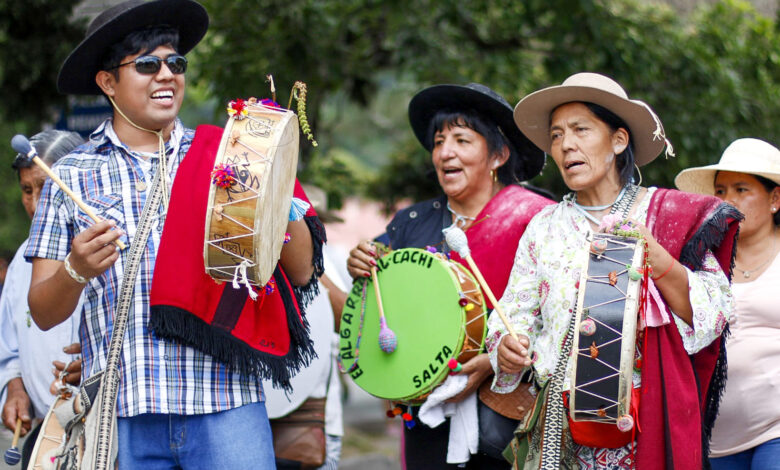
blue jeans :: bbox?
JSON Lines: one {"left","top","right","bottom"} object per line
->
{"left": 710, "top": 438, "right": 780, "bottom": 470}
{"left": 118, "top": 402, "right": 275, "bottom": 469}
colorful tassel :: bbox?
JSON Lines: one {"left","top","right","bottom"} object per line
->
{"left": 289, "top": 197, "right": 310, "bottom": 221}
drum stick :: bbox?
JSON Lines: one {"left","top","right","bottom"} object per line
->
{"left": 371, "top": 265, "right": 397, "bottom": 353}
{"left": 12, "top": 135, "right": 126, "bottom": 250}
{"left": 3, "top": 418, "right": 22, "bottom": 465}
{"left": 370, "top": 266, "right": 387, "bottom": 322}
{"left": 443, "top": 225, "right": 519, "bottom": 341}
{"left": 461, "top": 255, "right": 519, "bottom": 341}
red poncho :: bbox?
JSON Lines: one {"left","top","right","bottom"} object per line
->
{"left": 149, "top": 125, "right": 325, "bottom": 390}
{"left": 637, "top": 188, "right": 741, "bottom": 470}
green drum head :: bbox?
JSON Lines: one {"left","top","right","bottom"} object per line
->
{"left": 339, "top": 248, "right": 478, "bottom": 401}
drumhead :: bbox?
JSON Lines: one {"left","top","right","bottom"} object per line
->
{"left": 204, "top": 104, "right": 299, "bottom": 287}
{"left": 339, "top": 248, "right": 485, "bottom": 402}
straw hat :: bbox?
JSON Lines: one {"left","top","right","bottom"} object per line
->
{"left": 302, "top": 184, "right": 343, "bottom": 223}
{"left": 675, "top": 138, "right": 780, "bottom": 195}
{"left": 58, "top": 0, "right": 209, "bottom": 95}
{"left": 513, "top": 72, "right": 670, "bottom": 166}
{"left": 408, "top": 83, "right": 545, "bottom": 181}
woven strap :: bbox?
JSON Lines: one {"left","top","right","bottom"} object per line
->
{"left": 92, "top": 156, "right": 168, "bottom": 470}
{"left": 539, "top": 311, "right": 576, "bottom": 469}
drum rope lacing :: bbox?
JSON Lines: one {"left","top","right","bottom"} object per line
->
{"left": 205, "top": 103, "right": 290, "bottom": 292}
{"left": 572, "top": 237, "right": 636, "bottom": 420}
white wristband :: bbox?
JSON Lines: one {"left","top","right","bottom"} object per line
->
{"left": 64, "top": 253, "right": 89, "bottom": 284}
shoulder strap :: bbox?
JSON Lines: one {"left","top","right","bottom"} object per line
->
{"left": 92, "top": 155, "right": 168, "bottom": 469}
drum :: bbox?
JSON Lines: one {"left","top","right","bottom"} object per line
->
{"left": 27, "top": 393, "right": 71, "bottom": 470}
{"left": 204, "top": 101, "right": 299, "bottom": 287}
{"left": 338, "top": 248, "right": 487, "bottom": 402}
{"left": 570, "top": 233, "right": 645, "bottom": 428}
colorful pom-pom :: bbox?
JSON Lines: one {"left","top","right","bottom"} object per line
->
{"left": 283, "top": 233, "right": 291, "bottom": 244}
{"left": 426, "top": 245, "right": 438, "bottom": 253}
{"left": 392, "top": 406, "right": 403, "bottom": 416}
{"left": 458, "top": 298, "right": 468, "bottom": 307}
{"left": 386, "top": 410, "right": 395, "bottom": 418}
{"left": 265, "top": 279, "right": 276, "bottom": 295}
{"left": 579, "top": 318, "right": 597, "bottom": 336}
{"left": 211, "top": 163, "right": 236, "bottom": 188}
{"left": 260, "top": 98, "right": 282, "bottom": 109}
{"left": 447, "top": 358, "right": 458, "bottom": 370}
{"left": 378, "top": 326, "right": 397, "bottom": 353}
{"left": 465, "top": 303, "right": 475, "bottom": 311}
{"left": 405, "top": 419, "right": 416, "bottom": 429}
{"left": 227, "top": 98, "right": 249, "bottom": 119}
{"left": 628, "top": 265, "right": 643, "bottom": 281}
{"left": 617, "top": 414, "right": 635, "bottom": 432}
{"left": 590, "top": 238, "right": 608, "bottom": 256}
{"left": 401, "top": 412, "right": 412, "bottom": 421}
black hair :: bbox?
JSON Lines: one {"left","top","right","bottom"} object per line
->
{"left": 425, "top": 108, "right": 521, "bottom": 185}
{"left": 713, "top": 171, "right": 780, "bottom": 226}
{"left": 751, "top": 174, "right": 780, "bottom": 226}
{"left": 100, "top": 26, "right": 180, "bottom": 80}
{"left": 12, "top": 130, "right": 84, "bottom": 179}
{"left": 582, "top": 102, "right": 636, "bottom": 187}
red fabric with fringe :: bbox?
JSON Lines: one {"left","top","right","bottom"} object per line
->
{"left": 636, "top": 188, "right": 741, "bottom": 470}
{"left": 149, "top": 124, "right": 318, "bottom": 389}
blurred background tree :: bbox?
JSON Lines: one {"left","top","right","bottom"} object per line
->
{"left": 0, "top": 0, "right": 777, "bottom": 254}
{"left": 0, "top": 0, "right": 84, "bottom": 256}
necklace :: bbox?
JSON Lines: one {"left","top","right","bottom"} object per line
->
{"left": 447, "top": 201, "right": 476, "bottom": 228}
{"left": 570, "top": 184, "right": 639, "bottom": 225}
{"left": 735, "top": 229, "right": 777, "bottom": 279}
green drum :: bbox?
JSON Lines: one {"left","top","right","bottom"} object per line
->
{"left": 338, "top": 248, "right": 487, "bottom": 402}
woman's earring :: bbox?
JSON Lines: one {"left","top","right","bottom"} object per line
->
{"left": 491, "top": 169, "right": 497, "bottom": 183}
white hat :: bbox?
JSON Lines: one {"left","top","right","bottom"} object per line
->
{"left": 675, "top": 138, "right": 780, "bottom": 195}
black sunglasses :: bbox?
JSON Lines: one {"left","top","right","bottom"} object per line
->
{"left": 110, "top": 54, "right": 188, "bottom": 75}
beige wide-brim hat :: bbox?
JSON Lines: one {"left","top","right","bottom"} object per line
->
{"left": 675, "top": 138, "right": 780, "bottom": 195}
{"left": 513, "top": 72, "right": 669, "bottom": 166}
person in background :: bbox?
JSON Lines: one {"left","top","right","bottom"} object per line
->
{"left": 675, "top": 138, "right": 780, "bottom": 470}
{"left": 0, "top": 129, "right": 84, "bottom": 469}
{"left": 267, "top": 184, "right": 347, "bottom": 470}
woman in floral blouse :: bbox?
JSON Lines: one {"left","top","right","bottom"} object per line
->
{"left": 488, "top": 73, "right": 741, "bottom": 470}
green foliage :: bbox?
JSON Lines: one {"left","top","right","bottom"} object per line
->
{"left": 0, "top": 0, "right": 84, "bottom": 255}
{"left": 199, "top": 0, "right": 778, "bottom": 206}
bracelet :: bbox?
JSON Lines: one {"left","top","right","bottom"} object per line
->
{"left": 64, "top": 253, "right": 89, "bottom": 284}
{"left": 651, "top": 258, "right": 675, "bottom": 281}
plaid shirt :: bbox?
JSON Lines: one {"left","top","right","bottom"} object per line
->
{"left": 26, "top": 119, "right": 263, "bottom": 417}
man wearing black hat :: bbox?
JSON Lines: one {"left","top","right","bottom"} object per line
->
{"left": 24, "top": 1, "right": 297, "bottom": 467}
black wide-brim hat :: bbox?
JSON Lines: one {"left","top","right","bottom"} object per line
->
{"left": 57, "top": 0, "right": 209, "bottom": 95}
{"left": 408, "top": 83, "right": 545, "bottom": 182}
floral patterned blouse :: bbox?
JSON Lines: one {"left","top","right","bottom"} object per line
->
{"left": 487, "top": 187, "right": 733, "bottom": 393}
